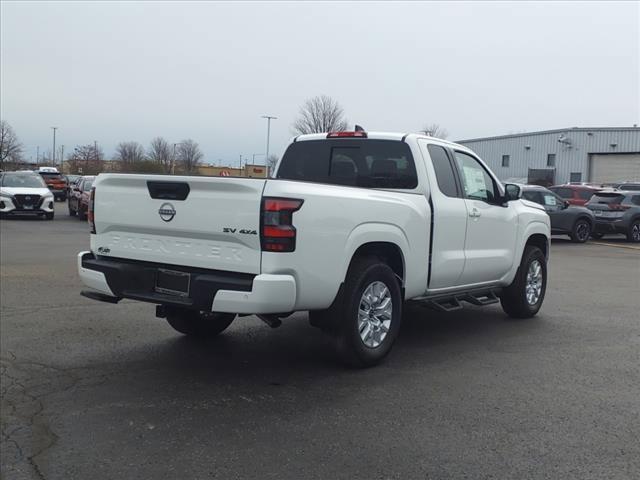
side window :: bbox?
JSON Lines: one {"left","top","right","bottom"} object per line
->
{"left": 542, "top": 193, "right": 559, "bottom": 207}
{"left": 553, "top": 187, "right": 573, "bottom": 199}
{"left": 522, "top": 191, "right": 542, "bottom": 205}
{"left": 427, "top": 144, "right": 458, "bottom": 197}
{"left": 578, "top": 190, "right": 594, "bottom": 201}
{"left": 453, "top": 151, "right": 499, "bottom": 203}
{"left": 630, "top": 195, "right": 640, "bottom": 206}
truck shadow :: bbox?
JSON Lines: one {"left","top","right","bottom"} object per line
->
{"left": 107, "top": 304, "right": 533, "bottom": 381}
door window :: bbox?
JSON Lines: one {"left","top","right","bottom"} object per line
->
{"left": 427, "top": 144, "right": 458, "bottom": 197}
{"left": 551, "top": 187, "right": 573, "bottom": 199}
{"left": 453, "top": 151, "right": 499, "bottom": 203}
{"left": 522, "top": 190, "right": 543, "bottom": 205}
{"left": 543, "top": 193, "right": 559, "bottom": 207}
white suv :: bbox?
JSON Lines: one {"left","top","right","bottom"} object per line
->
{"left": 0, "top": 171, "right": 55, "bottom": 220}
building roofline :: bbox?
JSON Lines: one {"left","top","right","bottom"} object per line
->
{"left": 457, "top": 127, "right": 640, "bottom": 143}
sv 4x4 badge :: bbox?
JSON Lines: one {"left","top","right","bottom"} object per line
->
{"left": 223, "top": 228, "right": 257, "bottom": 235}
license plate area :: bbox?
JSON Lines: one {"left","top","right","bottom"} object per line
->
{"left": 155, "top": 269, "right": 191, "bottom": 297}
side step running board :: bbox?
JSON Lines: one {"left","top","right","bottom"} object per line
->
{"left": 426, "top": 297, "right": 463, "bottom": 312}
{"left": 415, "top": 289, "right": 500, "bottom": 312}
{"left": 461, "top": 291, "right": 499, "bottom": 306}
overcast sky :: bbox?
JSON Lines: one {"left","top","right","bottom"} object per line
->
{"left": 1, "top": 1, "right": 639, "bottom": 166}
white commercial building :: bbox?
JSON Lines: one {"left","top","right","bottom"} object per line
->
{"left": 458, "top": 127, "right": 640, "bottom": 185}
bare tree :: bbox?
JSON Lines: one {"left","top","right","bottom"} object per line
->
{"left": 68, "top": 144, "right": 104, "bottom": 175}
{"left": 115, "top": 141, "right": 146, "bottom": 170}
{"left": 265, "top": 154, "right": 279, "bottom": 176}
{"left": 292, "top": 95, "right": 348, "bottom": 134}
{"left": 422, "top": 123, "right": 449, "bottom": 139}
{"left": 147, "top": 137, "right": 172, "bottom": 173}
{"left": 176, "top": 139, "right": 203, "bottom": 174}
{"left": 115, "top": 141, "right": 145, "bottom": 163}
{"left": 0, "top": 120, "right": 23, "bottom": 167}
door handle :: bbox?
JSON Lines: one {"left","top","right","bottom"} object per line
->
{"left": 469, "top": 209, "right": 481, "bottom": 218}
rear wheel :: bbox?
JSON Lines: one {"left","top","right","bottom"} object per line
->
{"left": 570, "top": 218, "right": 591, "bottom": 243}
{"left": 44, "top": 212, "right": 54, "bottom": 220}
{"left": 166, "top": 309, "right": 236, "bottom": 337}
{"left": 627, "top": 220, "right": 640, "bottom": 243}
{"left": 500, "top": 246, "right": 546, "bottom": 319}
{"left": 68, "top": 201, "right": 76, "bottom": 216}
{"left": 78, "top": 206, "right": 87, "bottom": 220}
{"left": 332, "top": 257, "right": 402, "bottom": 368}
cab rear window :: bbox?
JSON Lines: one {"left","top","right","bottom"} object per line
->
{"left": 277, "top": 139, "right": 418, "bottom": 189}
{"left": 589, "top": 194, "right": 624, "bottom": 204}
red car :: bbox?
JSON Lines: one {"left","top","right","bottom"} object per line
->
{"left": 549, "top": 184, "right": 602, "bottom": 206}
{"left": 68, "top": 176, "right": 94, "bottom": 220}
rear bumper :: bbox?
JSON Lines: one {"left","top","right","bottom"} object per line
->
{"left": 77, "top": 251, "right": 296, "bottom": 314}
{"left": 593, "top": 219, "right": 628, "bottom": 235}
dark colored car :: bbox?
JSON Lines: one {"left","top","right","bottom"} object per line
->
{"left": 68, "top": 176, "right": 94, "bottom": 220}
{"left": 549, "top": 184, "right": 602, "bottom": 206}
{"left": 38, "top": 169, "right": 68, "bottom": 201}
{"left": 586, "top": 190, "right": 640, "bottom": 243}
{"left": 521, "top": 185, "right": 595, "bottom": 243}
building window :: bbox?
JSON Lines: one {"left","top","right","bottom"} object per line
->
{"left": 547, "top": 153, "right": 556, "bottom": 167}
{"left": 502, "top": 155, "right": 510, "bottom": 167}
{"left": 569, "top": 172, "right": 582, "bottom": 183}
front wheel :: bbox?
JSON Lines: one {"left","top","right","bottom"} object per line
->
{"left": 500, "top": 246, "right": 547, "bottom": 319}
{"left": 44, "top": 212, "right": 54, "bottom": 220}
{"left": 68, "top": 202, "right": 76, "bottom": 216}
{"left": 78, "top": 207, "right": 87, "bottom": 221}
{"left": 166, "top": 308, "right": 236, "bottom": 338}
{"left": 332, "top": 257, "right": 402, "bottom": 368}
{"left": 570, "top": 218, "right": 591, "bottom": 243}
{"left": 627, "top": 220, "right": 640, "bottom": 243}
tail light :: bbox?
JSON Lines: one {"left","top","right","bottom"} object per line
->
{"left": 261, "top": 197, "right": 303, "bottom": 252}
{"left": 327, "top": 131, "right": 367, "bottom": 138}
{"left": 88, "top": 187, "right": 96, "bottom": 233}
{"left": 610, "top": 204, "right": 630, "bottom": 211}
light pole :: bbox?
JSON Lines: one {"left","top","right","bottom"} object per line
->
{"left": 51, "top": 127, "right": 58, "bottom": 166}
{"left": 172, "top": 143, "right": 184, "bottom": 175}
{"left": 261, "top": 115, "right": 277, "bottom": 164}
{"left": 36, "top": 146, "right": 40, "bottom": 165}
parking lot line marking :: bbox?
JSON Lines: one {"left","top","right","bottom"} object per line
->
{"left": 590, "top": 242, "right": 640, "bottom": 251}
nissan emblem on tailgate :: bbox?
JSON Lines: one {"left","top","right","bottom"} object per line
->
{"left": 158, "top": 203, "right": 176, "bottom": 222}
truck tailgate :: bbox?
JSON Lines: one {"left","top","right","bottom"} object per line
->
{"left": 92, "top": 174, "right": 265, "bottom": 274}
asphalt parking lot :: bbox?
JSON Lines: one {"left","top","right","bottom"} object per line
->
{"left": 1, "top": 212, "right": 639, "bottom": 480}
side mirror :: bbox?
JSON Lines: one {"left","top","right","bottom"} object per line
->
{"left": 564, "top": 200, "right": 570, "bottom": 209}
{"left": 504, "top": 183, "right": 521, "bottom": 202}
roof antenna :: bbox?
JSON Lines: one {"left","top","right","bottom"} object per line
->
{"left": 354, "top": 124, "right": 365, "bottom": 132}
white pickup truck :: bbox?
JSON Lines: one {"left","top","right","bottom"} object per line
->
{"left": 78, "top": 130, "right": 550, "bottom": 367}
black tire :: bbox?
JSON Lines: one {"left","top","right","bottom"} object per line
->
{"left": 166, "top": 308, "right": 236, "bottom": 337}
{"left": 500, "top": 246, "right": 547, "bottom": 319}
{"left": 569, "top": 218, "right": 591, "bottom": 243}
{"left": 68, "top": 201, "right": 76, "bottom": 216}
{"left": 332, "top": 257, "right": 403, "bottom": 368}
{"left": 591, "top": 232, "right": 604, "bottom": 240}
{"left": 78, "top": 207, "right": 87, "bottom": 221}
{"left": 627, "top": 219, "right": 640, "bottom": 243}
{"left": 44, "top": 212, "right": 54, "bottom": 220}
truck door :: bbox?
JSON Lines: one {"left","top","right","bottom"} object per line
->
{"left": 418, "top": 141, "right": 467, "bottom": 289}
{"left": 452, "top": 150, "right": 518, "bottom": 285}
